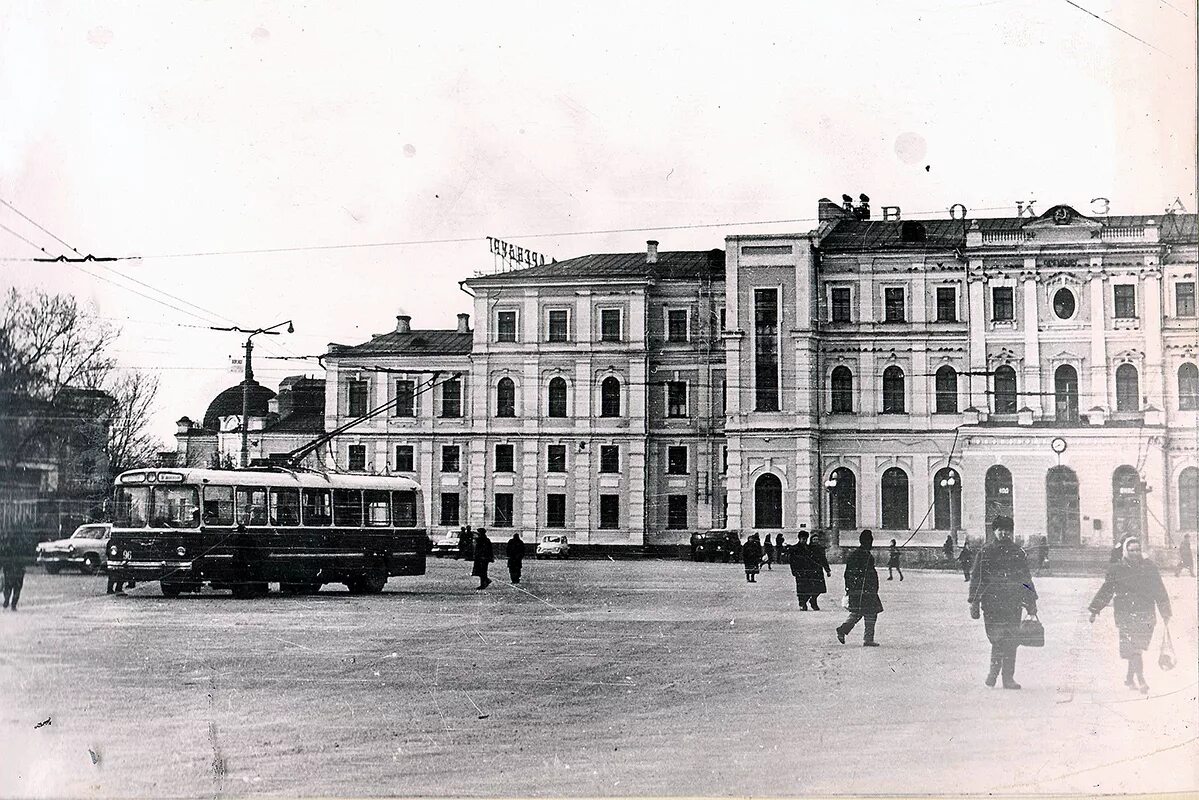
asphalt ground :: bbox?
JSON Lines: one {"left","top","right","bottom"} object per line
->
{"left": 1, "top": 557, "right": 1196, "bottom": 798}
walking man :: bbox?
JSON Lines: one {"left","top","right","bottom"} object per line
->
{"left": 887, "top": 539, "right": 904, "bottom": 581}
{"left": 762, "top": 535, "right": 774, "bottom": 571}
{"left": 957, "top": 542, "right": 973, "bottom": 582}
{"left": 507, "top": 531, "right": 525, "bottom": 585}
{"left": 942, "top": 535, "right": 954, "bottom": 565}
{"left": 472, "top": 527, "right": 494, "bottom": 589}
{"left": 968, "top": 515, "right": 1038, "bottom": 689}
{"left": 1, "top": 531, "right": 27, "bottom": 611}
{"left": 836, "top": 529, "right": 883, "bottom": 646}
{"left": 742, "top": 533, "right": 762, "bottom": 583}
{"left": 776, "top": 533, "right": 786, "bottom": 564}
{"left": 1176, "top": 534, "right": 1194, "bottom": 578}
{"left": 790, "top": 531, "right": 832, "bottom": 610}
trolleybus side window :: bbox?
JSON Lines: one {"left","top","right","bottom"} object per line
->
{"left": 236, "top": 488, "right": 269, "bottom": 526}
{"left": 302, "top": 489, "right": 332, "bottom": 526}
{"left": 115, "top": 487, "right": 150, "bottom": 527}
{"left": 393, "top": 490, "right": 417, "bottom": 528}
{"left": 202, "top": 486, "right": 235, "bottom": 525}
{"left": 150, "top": 486, "right": 200, "bottom": 528}
{"left": 365, "top": 490, "right": 391, "bottom": 526}
{"left": 333, "top": 489, "right": 363, "bottom": 527}
{"left": 269, "top": 488, "right": 301, "bottom": 526}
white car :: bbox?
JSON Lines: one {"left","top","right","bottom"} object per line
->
{"left": 431, "top": 533, "right": 463, "bottom": 558}
{"left": 536, "top": 535, "right": 570, "bottom": 559}
{"left": 36, "top": 523, "right": 112, "bottom": 574}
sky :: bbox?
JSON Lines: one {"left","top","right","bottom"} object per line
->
{"left": 1, "top": 0, "right": 1194, "bottom": 444}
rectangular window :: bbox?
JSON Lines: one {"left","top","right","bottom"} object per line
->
{"left": 269, "top": 488, "right": 301, "bottom": 526}
{"left": 348, "top": 379, "right": 369, "bottom": 417}
{"left": 547, "top": 444, "right": 567, "bottom": 473}
{"left": 754, "top": 288, "right": 780, "bottom": 412}
{"left": 394, "top": 445, "right": 414, "bottom": 472}
{"left": 667, "top": 446, "right": 688, "bottom": 475}
{"left": 666, "top": 495, "right": 688, "bottom": 530}
{"left": 667, "top": 381, "right": 688, "bottom": 418}
{"left": 599, "top": 495, "right": 619, "bottom": 529}
{"left": 333, "top": 489, "right": 362, "bottom": 527}
{"left": 599, "top": 445, "right": 620, "bottom": 473}
{"left": 394, "top": 379, "right": 415, "bottom": 417}
{"left": 201, "top": 485, "right": 235, "bottom": 526}
{"left": 546, "top": 493, "right": 567, "bottom": 528}
{"left": 365, "top": 489, "right": 391, "bottom": 526}
{"left": 718, "top": 307, "right": 726, "bottom": 332}
{"left": 441, "top": 445, "right": 460, "bottom": 473}
{"left": 494, "top": 493, "right": 514, "bottom": 528}
{"left": 1114, "top": 284, "right": 1137, "bottom": 318}
{"left": 236, "top": 487, "right": 268, "bottom": 526}
{"left": 720, "top": 378, "right": 727, "bottom": 417}
{"left": 600, "top": 309, "right": 622, "bottom": 342}
{"left": 439, "top": 492, "right": 460, "bottom": 527}
{"left": 936, "top": 287, "right": 957, "bottom": 322}
{"left": 992, "top": 287, "right": 1014, "bottom": 321}
{"left": 497, "top": 310, "right": 517, "bottom": 342}
{"left": 495, "top": 443, "right": 514, "bottom": 472}
{"left": 722, "top": 446, "right": 728, "bottom": 474}
{"left": 1175, "top": 283, "right": 1195, "bottom": 317}
{"left": 548, "top": 309, "right": 569, "bottom": 342}
{"left": 831, "top": 287, "right": 852, "bottom": 323}
{"left": 348, "top": 444, "right": 366, "bottom": 471}
{"left": 884, "top": 288, "right": 906, "bottom": 322}
{"left": 667, "top": 309, "right": 689, "bottom": 342}
{"left": 392, "top": 490, "right": 417, "bottom": 527}
{"left": 301, "top": 488, "right": 332, "bottom": 526}
{"left": 441, "top": 378, "right": 462, "bottom": 418}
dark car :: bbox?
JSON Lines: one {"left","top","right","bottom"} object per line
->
{"left": 692, "top": 529, "right": 741, "bottom": 562}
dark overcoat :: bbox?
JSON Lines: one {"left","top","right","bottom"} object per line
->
{"left": 968, "top": 539, "right": 1037, "bottom": 615}
{"left": 472, "top": 534, "right": 494, "bottom": 577}
{"left": 507, "top": 535, "right": 525, "bottom": 565}
{"left": 790, "top": 543, "right": 830, "bottom": 596}
{"left": 742, "top": 538, "right": 762, "bottom": 571}
{"left": 843, "top": 547, "right": 883, "bottom": 615}
{"left": 1089, "top": 559, "right": 1171, "bottom": 657}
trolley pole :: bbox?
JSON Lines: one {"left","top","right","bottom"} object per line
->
{"left": 208, "top": 320, "right": 294, "bottom": 468}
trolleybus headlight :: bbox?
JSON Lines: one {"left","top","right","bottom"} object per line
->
{"left": 176, "top": 546, "right": 186, "bottom": 557}
{"left": 109, "top": 546, "right": 118, "bottom": 556}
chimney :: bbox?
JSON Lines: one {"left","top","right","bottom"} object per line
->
{"left": 175, "top": 417, "right": 193, "bottom": 435}
{"left": 395, "top": 315, "right": 411, "bottom": 334}
{"left": 456, "top": 313, "right": 471, "bottom": 334}
{"left": 818, "top": 198, "right": 849, "bottom": 222}
{"left": 646, "top": 240, "right": 659, "bottom": 264}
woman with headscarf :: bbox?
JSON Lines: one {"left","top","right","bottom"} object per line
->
{"left": 1089, "top": 537, "right": 1171, "bottom": 694}
{"left": 742, "top": 533, "right": 762, "bottom": 583}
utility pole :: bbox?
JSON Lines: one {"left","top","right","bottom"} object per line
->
{"left": 209, "top": 320, "right": 294, "bottom": 468}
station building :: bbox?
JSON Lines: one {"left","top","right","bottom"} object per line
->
{"left": 319, "top": 199, "right": 1197, "bottom": 554}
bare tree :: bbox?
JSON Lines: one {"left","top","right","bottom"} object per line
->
{"left": 105, "top": 370, "right": 163, "bottom": 475}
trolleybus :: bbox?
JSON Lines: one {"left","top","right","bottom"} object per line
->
{"left": 107, "top": 467, "right": 427, "bottom": 597}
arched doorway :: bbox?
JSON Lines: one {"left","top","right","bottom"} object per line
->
{"left": 754, "top": 473, "right": 783, "bottom": 529}
{"left": 984, "top": 465, "right": 1014, "bottom": 540}
{"left": 933, "top": 467, "right": 962, "bottom": 532}
{"left": 881, "top": 467, "right": 909, "bottom": 530}
{"left": 1046, "top": 466, "right": 1080, "bottom": 545}
{"left": 828, "top": 467, "right": 857, "bottom": 531}
{"left": 1112, "top": 465, "right": 1144, "bottom": 544}
{"left": 1054, "top": 365, "right": 1079, "bottom": 423}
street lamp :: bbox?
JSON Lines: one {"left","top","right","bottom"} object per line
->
{"left": 825, "top": 475, "right": 838, "bottom": 533}
{"left": 939, "top": 474, "right": 958, "bottom": 543}
{"left": 209, "top": 320, "right": 294, "bottom": 468}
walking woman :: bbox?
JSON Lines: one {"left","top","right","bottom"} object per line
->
{"left": 742, "top": 533, "right": 763, "bottom": 583}
{"left": 1089, "top": 537, "right": 1171, "bottom": 694}
{"left": 762, "top": 535, "right": 774, "bottom": 571}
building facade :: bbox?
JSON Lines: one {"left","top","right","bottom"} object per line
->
{"left": 322, "top": 200, "right": 1198, "bottom": 553}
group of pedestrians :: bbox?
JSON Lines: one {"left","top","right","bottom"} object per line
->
{"left": 464, "top": 527, "right": 531, "bottom": 590}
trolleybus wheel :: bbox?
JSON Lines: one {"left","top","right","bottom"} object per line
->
{"left": 80, "top": 554, "right": 101, "bottom": 575}
{"left": 160, "top": 580, "right": 182, "bottom": 597}
{"left": 44, "top": 563, "right": 62, "bottom": 575}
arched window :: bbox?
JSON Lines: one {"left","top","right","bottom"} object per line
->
{"left": 1178, "top": 363, "right": 1199, "bottom": 410}
{"left": 984, "top": 465, "right": 1014, "bottom": 540}
{"left": 1046, "top": 466, "right": 1080, "bottom": 545}
{"left": 882, "top": 366, "right": 905, "bottom": 414}
{"left": 830, "top": 366, "right": 853, "bottom": 414}
{"left": 1112, "top": 465, "right": 1144, "bottom": 541}
{"left": 934, "top": 366, "right": 958, "bottom": 414}
{"left": 754, "top": 473, "right": 783, "bottom": 529}
{"left": 828, "top": 467, "right": 856, "bottom": 531}
{"left": 1180, "top": 467, "right": 1198, "bottom": 532}
{"left": 600, "top": 376, "right": 621, "bottom": 417}
{"left": 881, "top": 467, "right": 909, "bottom": 530}
{"left": 496, "top": 378, "right": 516, "bottom": 418}
{"left": 993, "top": 365, "right": 1017, "bottom": 414}
{"left": 1115, "top": 364, "right": 1139, "bottom": 412}
{"left": 933, "top": 467, "right": 961, "bottom": 531}
{"left": 1054, "top": 364, "right": 1079, "bottom": 422}
{"left": 548, "top": 377, "right": 568, "bottom": 418}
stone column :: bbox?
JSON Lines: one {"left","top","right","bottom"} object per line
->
{"left": 1142, "top": 263, "right": 1164, "bottom": 411}
{"left": 1022, "top": 265, "right": 1042, "bottom": 416}
{"left": 967, "top": 271, "right": 987, "bottom": 410}
{"left": 1088, "top": 268, "right": 1109, "bottom": 413}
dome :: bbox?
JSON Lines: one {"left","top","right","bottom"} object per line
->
{"left": 203, "top": 379, "right": 276, "bottom": 432}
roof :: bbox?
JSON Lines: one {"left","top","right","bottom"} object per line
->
{"left": 202, "top": 380, "right": 276, "bottom": 431}
{"left": 114, "top": 467, "right": 421, "bottom": 492}
{"left": 819, "top": 208, "right": 1198, "bottom": 252}
{"left": 467, "top": 249, "right": 725, "bottom": 284}
{"left": 261, "top": 408, "right": 325, "bottom": 434}
{"left": 328, "top": 330, "right": 473, "bottom": 357}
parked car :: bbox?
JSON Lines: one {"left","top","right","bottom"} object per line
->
{"left": 692, "top": 529, "right": 740, "bottom": 562}
{"left": 536, "top": 535, "right": 569, "bottom": 559}
{"left": 431, "top": 533, "right": 462, "bottom": 558}
{"left": 36, "top": 523, "right": 112, "bottom": 574}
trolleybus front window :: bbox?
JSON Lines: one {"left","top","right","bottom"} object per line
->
{"left": 149, "top": 486, "right": 200, "bottom": 528}
{"left": 115, "top": 487, "right": 150, "bottom": 527}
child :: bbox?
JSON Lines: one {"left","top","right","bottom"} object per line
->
{"left": 887, "top": 539, "right": 904, "bottom": 581}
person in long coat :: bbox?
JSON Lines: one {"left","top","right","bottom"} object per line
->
{"left": 790, "top": 531, "right": 832, "bottom": 610}
{"left": 957, "top": 542, "right": 973, "bottom": 582}
{"left": 1177, "top": 534, "right": 1194, "bottom": 578}
{"left": 742, "top": 534, "right": 762, "bottom": 583}
{"left": 942, "top": 535, "right": 955, "bottom": 565}
{"left": 507, "top": 532, "right": 525, "bottom": 585}
{"left": 1089, "top": 537, "right": 1171, "bottom": 693}
{"left": 1, "top": 531, "right": 27, "bottom": 611}
{"left": 969, "top": 515, "right": 1037, "bottom": 689}
{"left": 775, "top": 533, "right": 786, "bottom": 564}
{"left": 835, "top": 529, "right": 883, "bottom": 646}
{"left": 762, "top": 535, "right": 774, "bottom": 571}
{"left": 472, "top": 528, "right": 494, "bottom": 589}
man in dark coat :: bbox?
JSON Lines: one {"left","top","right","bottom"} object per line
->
{"left": 472, "top": 528, "right": 494, "bottom": 589}
{"left": 969, "top": 515, "right": 1037, "bottom": 689}
{"left": 835, "top": 529, "right": 882, "bottom": 646}
{"left": 942, "top": 535, "right": 954, "bottom": 564}
{"left": 762, "top": 535, "right": 774, "bottom": 571}
{"left": 458, "top": 526, "right": 473, "bottom": 561}
{"left": 775, "top": 532, "right": 786, "bottom": 564}
{"left": 742, "top": 534, "right": 762, "bottom": 583}
{"left": 1, "top": 531, "right": 28, "bottom": 611}
{"left": 1089, "top": 536, "right": 1171, "bottom": 693}
{"left": 957, "top": 542, "right": 973, "bottom": 582}
{"left": 507, "top": 532, "right": 525, "bottom": 585}
{"left": 790, "top": 531, "right": 832, "bottom": 610}
{"left": 1176, "top": 534, "right": 1194, "bottom": 578}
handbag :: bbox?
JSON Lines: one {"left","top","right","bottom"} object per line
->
{"left": 1159, "top": 624, "right": 1176, "bottom": 671}
{"left": 1018, "top": 613, "right": 1044, "bottom": 648}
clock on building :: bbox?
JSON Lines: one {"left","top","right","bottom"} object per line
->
{"left": 1051, "top": 437, "right": 1068, "bottom": 454}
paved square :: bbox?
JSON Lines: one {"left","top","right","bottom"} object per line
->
{"left": 1, "top": 559, "right": 1196, "bottom": 797}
